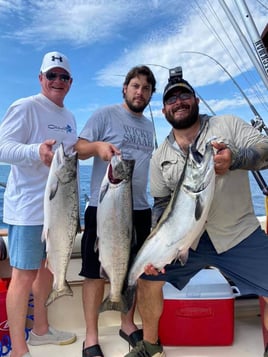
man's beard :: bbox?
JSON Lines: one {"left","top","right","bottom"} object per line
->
{"left": 165, "top": 104, "right": 199, "bottom": 129}
{"left": 125, "top": 97, "right": 148, "bottom": 114}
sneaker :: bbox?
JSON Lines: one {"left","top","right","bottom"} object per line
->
{"left": 124, "top": 340, "right": 165, "bottom": 357}
{"left": 22, "top": 353, "right": 32, "bottom": 357}
{"left": 28, "top": 326, "right": 76, "bottom": 346}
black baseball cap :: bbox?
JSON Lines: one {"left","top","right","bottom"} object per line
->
{"left": 163, "top": 79, "right": 195, "bottom": 103}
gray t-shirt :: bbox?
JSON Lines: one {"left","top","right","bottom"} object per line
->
{"left": 79, "top": 104, "right": 154, "bottom": 209}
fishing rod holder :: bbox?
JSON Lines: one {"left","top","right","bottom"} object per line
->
{"left": 251, "top": 117, "right": 268, "bottom": 136}
{"left": 251, "top": 116, "right": 268, "bottom": 196}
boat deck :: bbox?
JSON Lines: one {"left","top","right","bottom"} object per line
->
{"left": 30, "top": 260, "right": 265, "bottom": 357}
{"left": 0, "top": 226, "right": 267, "bottom": 357}
{"left": 30, "top": 289, "right": 264, "bottom": 357}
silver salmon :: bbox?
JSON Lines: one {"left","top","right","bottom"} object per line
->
{"left": 97, "top": 155, "right": 135, "bottom": 313}
{"left": 42, "top": 143, "right": 80, "bottom": 306}
{"left": 128, "top": 141, "right": 215, "bottom": 287}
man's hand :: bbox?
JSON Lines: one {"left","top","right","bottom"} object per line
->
{"left": 39, "top": 139, "right": 56, "bottom": 167}
{"left": 212, "top": 141, "right": 232, "bottom": 175}
{"left": 144, "top": 263, "right": 166, "bottom": 276}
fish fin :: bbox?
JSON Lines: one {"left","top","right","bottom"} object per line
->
{"left": 41, "top": 227, "right": 49, "bottom": 242}
{"left": 45, "top": 280, "right": 73, "bottom": 306}
{"left": 99, "top": 294, "right": 129, "bottom": 314}
{"left": 178, "top": 249, "right": 189, "bottom": 266}
{"left": 76, "top": 216, "right": 82, "bottom": 234}
{"left": 94, "top": 237, "right": 99, "bottom": 253}
{"left": 195, "top": 194, "right": 204, "bottom": 220}
{"left": 49, "top": 182, "right": 59, "bottom": 200}
{"left": 99, "top": 266, "right": 109, "bottom": 280}
{"left": 99, "top": 182, "right": 109, "bottom": 203}
{"left": 130, "top": 226, "right": 137, "bottom": 249}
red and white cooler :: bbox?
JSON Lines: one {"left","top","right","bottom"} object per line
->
{"left": 159, "top": 268, "right": 237, "bottom": 346}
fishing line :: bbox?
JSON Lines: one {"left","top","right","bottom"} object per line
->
{"left": 146, "top": 63, "right": 216, "bottom": 116}
{"left": 256, "top": 0, "right": 268, "bottom": 11}
{"left": 195, "top": 0, "right": 268, "bottom": 112}
{"left": 148, "top": 103, "right": 158, "bottom": 149}
{"left": 114, "top": 73, "right": 159, "bottom": 149}
{"left": 178, "top": 51, "right": 262, "bottom": 117}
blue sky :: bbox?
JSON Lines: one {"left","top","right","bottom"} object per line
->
{"left": 0, "top": 0, "right": 268, "bottom": 164}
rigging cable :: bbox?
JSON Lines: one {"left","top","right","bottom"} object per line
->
{"left": 219, "top": 0, "right": 268, "bottom": 89}
{"left": 194, "top": 0, "right": 268, "bottom": 113}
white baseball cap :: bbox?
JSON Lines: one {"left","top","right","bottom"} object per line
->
{"left": 40, "top": 51, "right": 71, "bottom": 75}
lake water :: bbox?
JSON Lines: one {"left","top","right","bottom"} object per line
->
{"left": 0, "top": 164, "right": 92, "bottom": 229}
{"left": 1, "top": 164, "right": 268, "bottom": 229}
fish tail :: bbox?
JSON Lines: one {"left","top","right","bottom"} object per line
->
{"left": 99, "top": 295, "right": 129, "bottom": 314}
{"left": 45, "top": 281, "right": 73, "bottom": 306}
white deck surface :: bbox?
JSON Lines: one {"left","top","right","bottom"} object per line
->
{"left": 26, "top": 258, "right": 265, "bottom": 357}
{"left": 1, "top": 225, "right": 267, "bottom": 357}
{"left": 27, "top": 297, "right": 264, "bottom": 357}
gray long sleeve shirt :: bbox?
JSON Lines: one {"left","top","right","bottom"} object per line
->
{"left": 150, "top": 114, "right": 268, "bottom": 253}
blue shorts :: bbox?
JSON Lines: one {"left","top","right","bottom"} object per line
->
{"left": 141, "top": 227, "right": 268, "bottom": 297}
{"left": 8, "top": 225, "right": 46, "bottom": 270}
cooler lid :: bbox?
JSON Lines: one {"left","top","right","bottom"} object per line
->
{"left": 162, "top": 268, "right": 234, "bottom": 300}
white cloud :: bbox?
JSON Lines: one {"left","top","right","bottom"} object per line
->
{"left": 95, "top": 0, "right": 267, "bottom": 90}
{"left": 0, "top": 0, "right": 267, "bottom": 127}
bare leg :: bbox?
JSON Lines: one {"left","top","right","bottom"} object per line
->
{"left": 82, "top": 278, "right": 105, "bottom": 351}
{"left": 120, "top": 295, "right": 140, "bottom": 335}
{"left": 136, "top": 279, "right": 164, "bottom": 344}
{"left": 7, "top": 268, "right": 37, "bottom": 357}
{"left": 31, "top": 260, "right": 53, "bottom": 335}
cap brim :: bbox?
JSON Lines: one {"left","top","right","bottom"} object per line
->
{"left": 163, "top": 83, "right": 194, "bottom": 101}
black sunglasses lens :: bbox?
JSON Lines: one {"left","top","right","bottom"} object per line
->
{"left": 46, "top": 72, "right": 57, "bottom": 80}
{"left": 60, "top": 74, "right": 70, "bottom": 81}
{"left": 45, "top": 72, "right": 70, "bottom": 82}
{"left": 166, "top": 96, "right": 176, "bottom": 104}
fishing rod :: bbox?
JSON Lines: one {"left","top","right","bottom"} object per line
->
{"left": 179, "top": 51, "right": 261, "bottom": 117}
{"left": 146, "top": 63, "right": 216, "bottom": 116}
{"left": 223, "top": 0, "right": 268, "bottom": 196}
{"left": 146, "top": 63, "right": 218, "bottom": 150}
{"left": 250, "top": 117, "right": 268, "bottom": 196}
{"left": 178, "top": 50, "right": 268, "bottom": 196}
{"left": 147, "top": 57, "right": 268, "bottom": 196}
{"left": 114, "top": 73, "right": 159, "bottom": 150}
{"left": 148, "top": 103, "right": 158, "bottom": 149}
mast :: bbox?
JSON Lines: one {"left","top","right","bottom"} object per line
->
{"left": 235, "top": 0, "right": 268, "bottom": 78}
{"left": 218, "top": 0, "right": 268, "bottom": 89}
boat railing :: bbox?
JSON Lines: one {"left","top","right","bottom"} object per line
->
{"left": 0, "top": 229, "right": 84, "bottom": 262}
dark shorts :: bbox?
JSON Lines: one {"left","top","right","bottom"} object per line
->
{"left": 79, "top": 205, "right": 151, "bottom": 279}
{"left": 141, "top": 227, "right": 268, "bottom": 297}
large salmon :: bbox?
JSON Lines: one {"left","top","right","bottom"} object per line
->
{"left": 97, "top": 154, "right": 135, "bottom": 313}
{"left": 127, "top": 141, "right": 215, "bottom": 287}
{"left": 42, "top": 143, "right": 80, "bottom": 306}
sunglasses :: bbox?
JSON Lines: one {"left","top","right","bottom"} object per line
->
{"left": 45, "top": 71, "right": 71, "bottom": 82}
{"left": 165, "top": 92, "right": 193, "bottom": 105}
